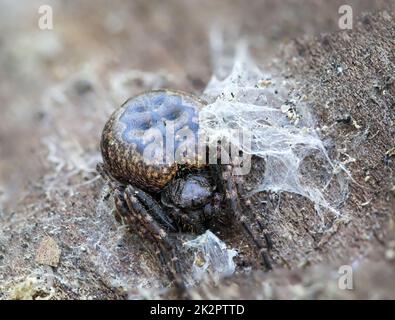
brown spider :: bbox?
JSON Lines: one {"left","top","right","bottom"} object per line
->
{"left": 97, "top": 89, "right": 272, "bottom": 298}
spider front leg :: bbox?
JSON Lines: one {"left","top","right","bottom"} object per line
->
{"left": 97, "top": 163, "right": 189, "bottom": 298}
{"left": 115, "top": 186, "right": 189, "bottom": 299}
{"left": 221, "top": 164, "right": 272, "bottom": 270}
{"left": 97, "top": 163, "right": 178, "bottom": 232}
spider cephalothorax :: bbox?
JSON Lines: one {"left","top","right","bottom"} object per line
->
{"left": 160, "top": 173, "right": 222, "bottom": 233}
{"left": 97, "top": 89, "right": 271, "bottom": 298}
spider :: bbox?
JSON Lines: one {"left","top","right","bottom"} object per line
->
{"left": 97, "top": 89, "right": 272, "bottom": 298}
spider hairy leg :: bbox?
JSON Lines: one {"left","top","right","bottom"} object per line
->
{"left": 221, "top": 164, "right": 273, "bottom": 270}
{"left": 122, "top": 186, "right": 190, "bottom": 299}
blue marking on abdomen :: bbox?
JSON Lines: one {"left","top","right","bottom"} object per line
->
{"left": 119, "top": 92, "right": 200, "bottom": 160}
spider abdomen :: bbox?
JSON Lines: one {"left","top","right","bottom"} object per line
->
{"left": 100, "top": 89, "right": 205, "bottom": 192}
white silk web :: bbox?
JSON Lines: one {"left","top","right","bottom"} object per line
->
{"left": 200, "top": 38, "right": 350, "bottom": 223}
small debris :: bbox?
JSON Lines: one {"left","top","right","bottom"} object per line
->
{"left": 336, "top": 114, "right": 352, "bottom": 125}
{"left": 73, "top": 79, "right": 94, "bottom": 95}
{"left": 385, "top": 147, "right": 395, "bottom": 158}
{"left": 335, "top": 114, "right": 361, "bottom": 130}
{"left": 360, "top": 199, "right": 372, "bottom": 207}
{"left": 7, "top": 276, "right": 55, "bottom": 300}
{"left": 385, "top": 249, "right": 395, "bottom": 261}
{"left": 352, "top": 119, "right": 362, "bottom": 129}
{"left": 258, "top": 79, "right": 272, "bottom": 88}
{"left": 384, "top": 147, "right": 395, "bottom": 165}
{"left": 35, "top": 236, "right": 61, "bottom": 267}
{"left": 281, "top": 103, "right": 301, "bottom": 124}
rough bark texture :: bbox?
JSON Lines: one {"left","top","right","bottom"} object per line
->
{"left": 0, "top": 0, "right": 394, "bottom": 299}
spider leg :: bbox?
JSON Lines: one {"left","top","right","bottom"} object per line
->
{"left": 126, "top": 184, "right": 177, "bottom": 232}
{"left": 120, "top": 186, "right": 189, "bottom": 299}
{"left": 98, "top": 162, "right": 188, "bottom": 297}
{"left": 221, "top": 164, "right": 272, "bottom": 270}
{"left": 97, "top": 162, "right": 123, "bottom": 191}
{"left": 244, "top": 197, "right": 273, "bottom": 251}
{"left": 98, "top": 162, "right": 177, "bottom": 232}
{"left": 114, "top": 191, "right": 186, "bottom": 296}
